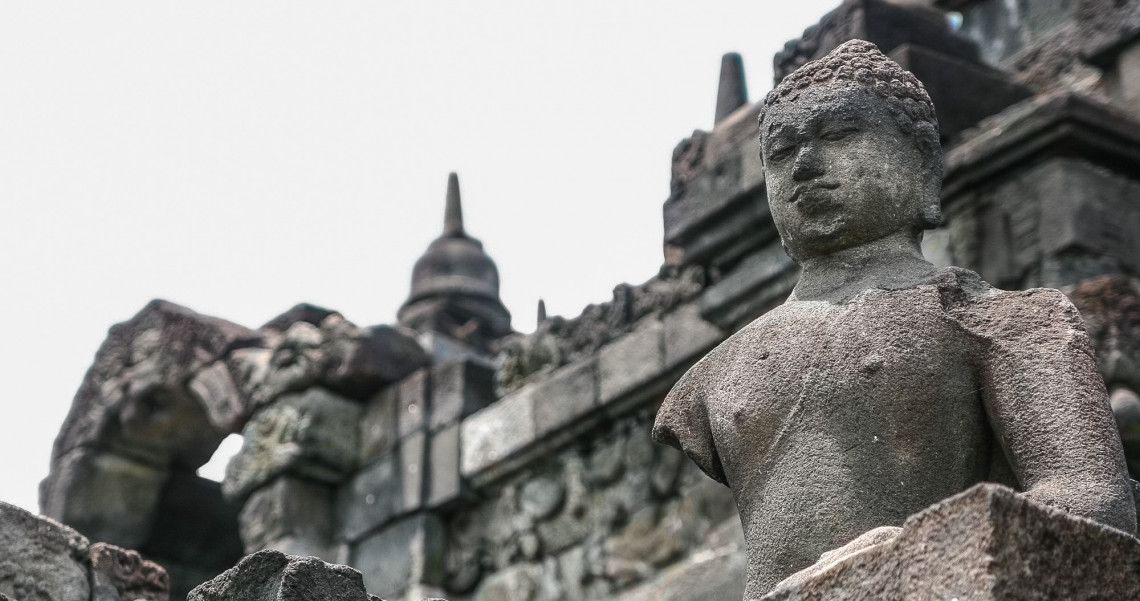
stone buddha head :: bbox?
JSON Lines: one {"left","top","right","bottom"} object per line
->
{"left": 758, "top": 40, "right": 943, "bottom": 262}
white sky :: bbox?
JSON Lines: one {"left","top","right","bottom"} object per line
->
{"left": 0, "top": 1, "right": 841, "bottom": 514}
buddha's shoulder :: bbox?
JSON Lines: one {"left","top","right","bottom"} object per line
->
{"left": 921, "top": 267, "right": 1083, "bottom": 336}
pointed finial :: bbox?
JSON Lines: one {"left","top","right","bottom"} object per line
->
{"left": 537, "top": 298, "right": 547, "bottom": 323}
{"left": 715, "top": 53, "right": 748, "bottom": 125}
{"left": 444, "top": 172, "right": 465, "bottom": 237}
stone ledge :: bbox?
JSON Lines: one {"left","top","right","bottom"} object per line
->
{"left": 762, "top": 483, "right": 1140, "bottom": 601}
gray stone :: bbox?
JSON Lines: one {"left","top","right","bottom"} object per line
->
{"left": 238, "top": 476, "right": 333, "bottom": 555}
{"left": 764, "top": 484, "right": 1140, "bottom": 600}
{"left": 470, "top": 563, "right": 544, "bottom": 601}
{"left": 398, "top": 369, "right": 430, "bottom": 439}
{"left": 188, "top": 360, "right": 247, "bottom": 432}
{"left": 598, "top": 319, "right": 664, "bottom": 405}
{"left": 401, "top": 431, "right": 426, "bottom": 512}
{"left": 612, "top": 546, "right": 745, "bottom": 601}
{"left": 45, "top": 299, "right": 262, "bottom": 476}
{"left": 533, "top": 359, "right": 598, "bottom": 436}
{"left": 40, "top": 450, "right": 168, "bottom": 549}
{"left": 656, "top": 40, "right": 1136, "bottom": 598}
{"left": 715, "top": 53, "right": 747, "bottom": 125}
{"left": 351, "top": 514, "right": 445, "bottom": 599}
{"left": 0, "top": 501, "right": 91, "bottom": 601}
{"left": 519, "top": 474, "right": 565, "bottom": 520}
{"left": 460, "top": 385, "right": 536, "bottom": 477}
{"left": 429, "top": 358, "right": 495, "bottom": 431}
{"left": 90, "top": 542, "right": 170, "bottom": 601}
{"left": 188, "top": 550, "right": 371, "bottom": 601}
{"left": 358, "top": 386, "right": 399, "bottom": 467}
{"left": 772, "top": 0, "right": 978, "bottom": 84}
{"left": 224, "top": 387, "right": 362, "bottom": 502}
{"left": 339, "top": 452, "right": 403, "bottom": 543}
{"left": 427, "top": 423, "right": 462, "bottom": 507}
{"left": 662, "top": 304, "right": 723, "bottom": 371}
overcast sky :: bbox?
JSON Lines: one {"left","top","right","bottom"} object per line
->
{"left": 0, "top": 1, "right": 843, "bottom": 514}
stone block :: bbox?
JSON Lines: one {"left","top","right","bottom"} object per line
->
{"left": 90, "top": 542, "right": 170, "bottom": 601}
{"left": 238, "top": 476, "right": 333, "bottom": 555}
{"left": 764, "top": 484, "right": 1140, "bottom": 600}
{"left": 188, "top": 550, "right": 371, "bottom": 601}
{"left": 700, "top": 242, "right": 798, "bottom": 330}
{"left": 663, "top": 304, "right": 723, "bottom": 371}
{"left": 223, "top": 387, "right": 362, "bottom": 502}
{"left": 359, "top": 385, "right": 399, "bottom": 466}
{"left": 0, "top": 501, "right": 91, "bottom": 601}
{"left": 533, "top": 359, "right": 598, "bottom": 436}
{"left": 427, "top": 423, "right": 461, "bottom": 508}
{"left": 887, "top": 44, "right": 1031, "bottom": 138}
{"left": 398, "top": 369, "right": 431, "bottom": 439}
{"left": 351, "top": 513, "right": 445, "bottom": 599}
{"left": 338, "top": 452, "right": 403, "bottom": 543}
{"left": 401, "top": 431, "right": 427, "bottom": 512}
{"left": 187, "top": 360, "right": 247, "bottom": 433}
{"left": 611, "top": 546, "right": 745, "bottom": 601}
{"left": 598, "top": 319, "right": 664, "bottom": 405}
{"left": 140, "top": 471, "right": 243, "bottom": 597}
{"left": 40, "top": 449, "right": 167, "bottom": 550}
{"left": 460, "top": 386, "right": 536, "bottom": 478}
{"left": 259, "top": 537, "right": 337, "bottom": 564}
{"left": 429, "top": 358, "right": 495, "bottom": 431}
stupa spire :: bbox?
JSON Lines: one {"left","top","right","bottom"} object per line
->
{"left": 444, "top": 172, "right": 465, "bottom": 237}
{"left": 715, "top": 52, "right": 748, "bottom": 124}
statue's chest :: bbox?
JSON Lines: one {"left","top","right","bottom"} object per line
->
{"left": 706, "top": 291, "right": 978, "bottom": 456}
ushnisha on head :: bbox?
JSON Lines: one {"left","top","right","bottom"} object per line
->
{"left": 758, "top": 40, "right": 942, "bottom": 262}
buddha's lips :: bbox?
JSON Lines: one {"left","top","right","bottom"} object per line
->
{"left": 791, "top": 182, "right": 841, "bottom": 213}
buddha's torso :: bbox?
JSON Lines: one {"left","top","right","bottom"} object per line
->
{"left": 703, "top": 280, "right": 1005, "bottom": 596}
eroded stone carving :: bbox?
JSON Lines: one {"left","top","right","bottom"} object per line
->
{"left": 495, "top": 265, "right": 705, "bottom": 394}
{"left": 653, "top": 40, "right": 1137, "bottom": 598}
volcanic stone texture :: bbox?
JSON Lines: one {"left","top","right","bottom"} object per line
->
{"left": 762, "top": 483, "right": 1140, "bottom": 601}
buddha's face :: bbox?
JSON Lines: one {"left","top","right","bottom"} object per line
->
{"left": 761, "top": 87, "right": 931, "bottom": 261}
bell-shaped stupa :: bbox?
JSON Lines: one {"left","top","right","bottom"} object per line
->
{"left": 397, "top": 173, "right": 511, "bottom": 351}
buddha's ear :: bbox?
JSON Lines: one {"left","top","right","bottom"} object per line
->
{"left": 917, "top": 122, "right": 943, "bottom": 229}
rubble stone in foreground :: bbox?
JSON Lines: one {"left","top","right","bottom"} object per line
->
{"left": 762, "top": 483, "right": 1140, "bottom": 601}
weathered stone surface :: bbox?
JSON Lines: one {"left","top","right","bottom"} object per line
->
{"left": 429, "top": 358, "right": 495, "bottom": 431}
{"left": 90, "top": 542, "right": 170, "bottom": 601}
{"left": 764, "top": 484, "right": 1140, "bottom": 600}
{"left": 351, "top": 514, "right": 445, "bottom": 599}
{"left": 398, "top": 369, "right": 431, "bottom": 439}
{"left": 339, "top": 452, "right": 403, "bottom": 543}
{"left": 0, "top": 501, "right": 91, "bottom": 601}
{"left": 188, "top": 550, "right": 371, "bottom": 601}
{"left": 400, "top": 431, "right": 427, "bottom": 512}
{"left": 224, "top": 388, "right": 362, "bottom": 502}
{"left": 460, "top": 386, "right": 536, "bottom": 477}
{"left": 773, "top": 0, "right": 978, "bottom": 84}
{"left": 188, "top": 360, "right": 247, "bottom": 432}
{"left": 261, "top": 303, "right": 337, "bottom": 333}
{"left": 238, "top": 476, "right": 333, "bottom": 555}
{"left": 41, "top": 450, "right": 168, "bottom": 549}
{"left": 533, "top": 359, "right": 598, "bottom": 436}
{"left": 495, "top": 267, "right": 705, "bottom": 395}
{"left": 253, "top": 316, "right": 428, "bottom": 408}
{"left": 598, "top": 319, "right": 664, "bottom": 405}
{"left": 359, "top": 386, "right": 399, "bottom": 467}
{"left": 657, "top": 40, "right": 1136, "bottom": 598}
{"left": 136, "top": 471, "right": 243, "bottom": 600}
{"left": 886, "top": 43, "right": 1031, "bottom": 138}
{"left": 427, "top": 423, "right": 462, "bottom": 507}
{"left": 46, "top": 300, "right": 262, "bottom": 471}
{"left": 662, "top": 304, "right": 723, "bottom": 371}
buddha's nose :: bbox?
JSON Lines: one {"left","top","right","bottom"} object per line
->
{"left": 792, "top": 144, "right": 825, "bottom": 181}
